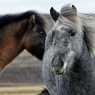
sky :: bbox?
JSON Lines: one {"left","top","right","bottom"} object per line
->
{"left": 0, "top": 0, "right": 95, "bottom": 14}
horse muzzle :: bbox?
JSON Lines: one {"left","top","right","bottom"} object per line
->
{"left": 51, "top": 50, "right": 76, "bottom": 75}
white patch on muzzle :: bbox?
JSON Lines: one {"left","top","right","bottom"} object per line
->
{"left": 59, "top": 50, "right": 75, "bottom": 74}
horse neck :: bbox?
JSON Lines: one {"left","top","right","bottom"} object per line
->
{"left": 77, "top": 40, "right": 93, "bottom": 70}
{"left": 65, "top": 41, "right": 94, "bottom": 95}
{"left": 70, "top": 40, "right": 93, "bottom": 79}
{"left": 0, "top": 20, "right": 28, "bottom": 70}
{"left": 55, "top": 44, "right": 93, "bottom": 95}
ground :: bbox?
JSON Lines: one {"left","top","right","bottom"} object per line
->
{"left": 0, "top": 50, "right": 44, "bottom": 95}
{"left": 0, "top": 85, "right": 45, "bottom": 95}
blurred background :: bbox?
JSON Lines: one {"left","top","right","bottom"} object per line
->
{"left": 0, "top": 50, "right": 43, "bottom": 86}
{"left": 0, "top": 0, "right": 95, "bottom": 14}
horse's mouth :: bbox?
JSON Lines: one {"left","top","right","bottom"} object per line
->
{"left": 51, "top": 66, "right": 65, "bottom": 75}
{"left": 51, "top": 54, "right": 65, "bottom": 75}
{"left": 51, "top": 50, "right": 75, "bottom": 75}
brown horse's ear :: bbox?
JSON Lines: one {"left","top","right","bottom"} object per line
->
{"left": 29, "top": 15, "right": 36, "bottom": 25}
{"left": 32, "top": 15, "right": 36, "bottom": 24}
{"left": 50, "top": 7, "right": 60, "bottom": 22}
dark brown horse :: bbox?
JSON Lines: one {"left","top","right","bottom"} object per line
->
{"left": 0, "top": 11, "right": 46, "bottom": 70}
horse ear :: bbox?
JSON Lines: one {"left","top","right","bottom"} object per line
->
{"left": 60, "top": 4, "right": 78, "bottom": 23}
{"left": 60, "top": 4, "right": 77, "bottom": 17}
{"left": 50, "top": 7, "right": 60, "bottom": 22}
{"left": 29, "top": 15, "right": 36, "bottom": 25}
{"left": 32, "top": 15, "right": 36, "bottom": 23}
{"left": 31, "top": 15, "right": 36, "bottom": 24}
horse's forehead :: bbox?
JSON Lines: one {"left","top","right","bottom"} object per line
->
{"left": 54, "top": 16, "right": 75, "bottom": 29}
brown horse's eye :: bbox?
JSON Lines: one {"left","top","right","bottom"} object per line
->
{"left": 40, "top": 31, "right": 44, "bottom": 34}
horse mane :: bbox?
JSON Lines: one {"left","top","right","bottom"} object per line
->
{"left": 0, "top": 11, "right": 45, "bottom": 28}
{"left": 83, "top": 26, "right": 92, "bottom": 55}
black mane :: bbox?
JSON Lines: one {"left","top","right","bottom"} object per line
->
{"left": 0, "top": 11, "right": 45, "bottom": 28}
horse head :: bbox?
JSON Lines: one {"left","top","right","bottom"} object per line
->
{"left": 21, "top": 12, "right": 46, "bottom": 59}
{"left": 44, "top": 4, "right": 84, "bottom": 75}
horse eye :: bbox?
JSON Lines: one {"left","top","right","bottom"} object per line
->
{"left": 39, "top": 31, "right": 44, "bottom": 35}
{"left": 68, "top": 29, "right": 76, "bottom": 36}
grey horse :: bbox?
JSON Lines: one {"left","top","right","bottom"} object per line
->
{"left": 42, "top": 5, "right": 95, "bottom": 95}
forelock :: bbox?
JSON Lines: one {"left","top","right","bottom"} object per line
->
{"left": 53, "top": 15, "right": 76, "bottom": 31}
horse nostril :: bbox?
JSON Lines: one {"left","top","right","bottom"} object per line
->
{"left": 51, "top": 55, "right": 64, "bottom": 74}
{"left": 59, "top": 57, "right": 64, "bottom": 68}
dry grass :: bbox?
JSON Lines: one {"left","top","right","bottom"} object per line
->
{"left": 0, "top": 85, "right": 45, "bottom": 95}
{"left": 0, "top": 50, "right": 43, "bottom": 85}
{"left": 0, "top": 51, "right": 45, "bottom": 95}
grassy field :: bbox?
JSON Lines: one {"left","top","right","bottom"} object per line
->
{"left": 0, "top": 50, "right": 45, "bottom": 95}
{"left": 0, "top": 50, "right": 43, "bottom": 85}
{"left": 0, "top": 85, "right": 45, "bottom": 95}
{"left": 0, "top": 51, "right": 44, "bottom": 95}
